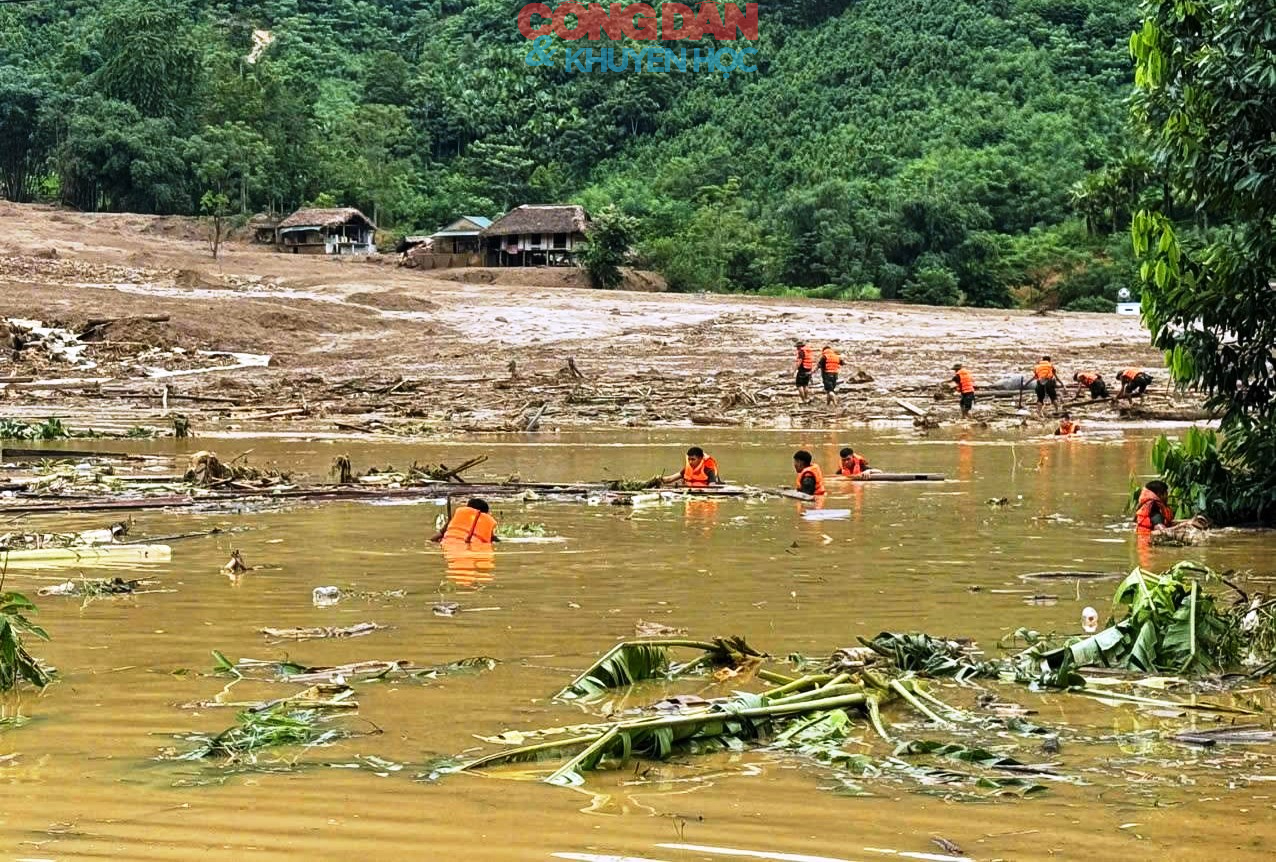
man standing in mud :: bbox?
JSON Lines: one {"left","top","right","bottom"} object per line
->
{"left": 794, "top": 340, "right": 815, "bottom": 403}
{"left": 951, "top": 363, "right": 976, "bottom": 419}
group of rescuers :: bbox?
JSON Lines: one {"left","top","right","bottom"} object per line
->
{"left": 948, "top": 357, "right": 1153, "bottom": 436}
{"left": 435, "top": 443, "right": 1167, "bottom": 548}
{"left": 430, "top": 353, "right": 1164, "bottom": 549}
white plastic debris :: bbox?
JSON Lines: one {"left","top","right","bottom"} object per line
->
{"left": 1082, "top": 606, "right": 1099, "bottom": 633}
{"left": 312, "top": 586, "right": 341, "bottom": 607}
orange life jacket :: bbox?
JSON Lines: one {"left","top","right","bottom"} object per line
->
{"left": 1120, "top": 368, "right": 1142, "bottom": 383}
{"left": 838, "top": 455, "right": 868, "bottom": 476}
{"left": 681, "top": 455, "right": 719, "bottom": 487}
{"left": 797, "top": 346, "right": 815, "bottom": 371}
{"left": 1134, "top": 488, "right": 1173, "bottom": 534}
{"left": 1057, "top": 420, "right": 1078, "bottom": 436}
{"left": 443, "top": 506, "right": 496, "bottom": 544}
{"left": 954, "top": 368, "right": 975, "bottom": 394}
{"left": 1076, "top": 372, "right": 1098, "bottom": 386}
{"left": 822, "top": 349, "right": 841, "bottom": 374}
{"left": 796, "top": 464, "right": 826, "bottom": 496}
{"left": 1033, "top": 361, "right": 1057, "bottom": 381}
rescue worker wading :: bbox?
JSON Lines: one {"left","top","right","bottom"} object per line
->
{"left": 1055, "top": 412, "right": 1079, "bottom": 436}
{"left": 818, "top": 345, "right": 841, "bottom": 407}
{"left": 1072, "top": 371, "right": 1109, "bottom": 400}
{"left": 1134, "top": 481, "right": 1174, "bottom": 534}
{"left": 951, "top": 364, "right": 976, "bottom": 419}
{"left": 794, "top": 341, "right": 816, "bottom": 404}
{"left": 793, "top": 450, "right": 826, "bottom": 496}
{"left": 1032, "top": 355, "right": 1061, "bottom": 417}
{"left": 662, "top": 447, "right": 722, "bottom": 487}
{"left": 836, "top": 447, "right": 869, "bottom": 476}
{"left": 430, "top": 498, "right": 499, "bottom": 545}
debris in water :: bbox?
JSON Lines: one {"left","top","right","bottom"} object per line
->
{"left": 222, "top": 549, "right": 247, "bottom": 575}
{"left": 37, "top": 577, "right": 155, "bottom": 597}
{"left": 312, "top": 586, "right": 341, "bottom": 607}
{"left": 260, "top": 623, "right": 384, "bottom": 640}
{"left": 635, "top": 619, "right": 688, "bottom": 637}
{"left": 433, "top": 601, "right": 460, "bottom": 617}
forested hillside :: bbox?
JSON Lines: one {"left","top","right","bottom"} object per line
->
{"left": 0, "top": 0, "right": 1149, "bottom": 305}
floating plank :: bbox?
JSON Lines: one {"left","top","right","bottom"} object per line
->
{"left": 1, "top": 446, "right": 150, "bottom": 461}
{"left": 0, "top": 544, "right": 171, "bottom": 566}
{"left": 849, "top": 472, "right": 945, "bottom": 482}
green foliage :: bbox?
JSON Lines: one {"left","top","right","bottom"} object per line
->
{"left": 1150, "top": 428, "right": 1270, "bottom": 524}
{"left": 0, "top": 66, "right": 50, "bottom": 202}
{"left": 2, "top": 0, "right": 1137, "bottom": 302}
{"left": 578, "top": 205, "right": 637, "bottom": 290}
{"left": 0, "top": 418, "right": 71, "bottom": 440}
{"left": 0, "top": 592, "right": 51, "bottom": 691}
{"left": 1063, "top": 295, "right": 1116, "bottom": 313}
{"left": 1130, "top": 0, "right": 1276, "bottom": 525}
{"left": 1033, "top": 562, "right": 1240, "bottom": 679}
{"left": 900, "top": 263, "right": 961, "bottom": 307}
{"left": 175, "top": 707, "right": 357, "bottom": 762}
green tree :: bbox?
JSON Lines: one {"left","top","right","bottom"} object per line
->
{"left": 93, "top": 0, "right": 203, "bottom": 123}
{"left": 200, "top": 190, "right": 231, "bottom": 259}
{"left": 0, "top": 67, "right": 49, "bottom": 202}
{"left": 185, "top": 121, "right": 274, "bottom": 214}
{"left": 580, "top": 205, "right": 637, "bottom": 290}
{"left": 1130, "top": 0, "right": 1276, "bottom": 523}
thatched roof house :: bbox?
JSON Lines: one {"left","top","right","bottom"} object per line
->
{"left": 276, "top": 207, "right": 376, "bottom": 255}
{"left": 481, "top": 205, "right": 589, "bottom": 267}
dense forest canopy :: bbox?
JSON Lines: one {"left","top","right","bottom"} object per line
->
{"left": 0, "top": 0, "right": 1153, "bottom": 305}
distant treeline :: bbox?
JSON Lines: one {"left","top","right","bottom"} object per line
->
{"left": 0, "top": 0, "right": 1157, "bottom": 307}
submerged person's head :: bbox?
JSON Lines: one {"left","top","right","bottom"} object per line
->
{"left": 686, "top": 446, "right": 705, "bottom": 467}
{"left": 793, "top": 450, "right": 813, "bottom": 471}
{"left": 1145, "top": 480, "right": 1169, "bottom": 500}
{"left": 839, "top": 447, "right": 853, "bottom": 459}
{"left": 467, "top": 498, "right": 490, "bottom": 513}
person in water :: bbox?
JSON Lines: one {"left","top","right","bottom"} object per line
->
{"left": 662, "top": 447, "right": 721, "bottom": 487}
{"left": 836, "top": 447, "right": 869, "bottom": 476}
{"left": 1133, "top": 481, "right": 1174, "bottom": 533}
{"left": 793, "top": 449, "right": 826, "bottom": 496}
{"left": 1055, "top": 412, "right": 1079, "bottom": 436}
{"left": 430, "top": 498, "right": 499, "bottom": 544}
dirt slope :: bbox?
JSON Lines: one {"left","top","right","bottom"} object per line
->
{"left": 0, "top": 203, "right": 1183, "bottom": 434}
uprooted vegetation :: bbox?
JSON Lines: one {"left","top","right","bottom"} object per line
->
{"left": 421, "top": 563, "right": 1276, "bottom": 798}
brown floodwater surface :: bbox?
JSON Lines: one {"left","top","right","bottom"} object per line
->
{"left": 3, "top": 428, "right": 1276, "bottom": 861}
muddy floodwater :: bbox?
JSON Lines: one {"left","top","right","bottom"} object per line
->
{"left": 3, "top": 428, "right": 1276, "bottom": 861}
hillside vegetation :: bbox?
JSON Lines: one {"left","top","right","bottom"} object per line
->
{"left": 0, "top": 0, "right": 1149, "bottom": 306}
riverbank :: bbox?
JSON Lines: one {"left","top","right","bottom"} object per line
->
{"left": 0, "top": 203, "right": 1203, "bottom": 437}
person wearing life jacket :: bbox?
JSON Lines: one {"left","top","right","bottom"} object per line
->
{"left": 1054, "top": 412, "right": 1079, "bottom": 436}
{"left": 662, "top": 446, "right": 721, "bottom": 487}
{"left": 818, "top": 345, "right": 842, "bottom": 406}
{"left": 793, "top": 449, "right": 826, "bottom": 496}
{"left": 950, "top": 363, "right": 976, "bottom": 419}
{"left": 430, "top": 498, "right": 499, "bottom": 545}
{"left": 1117, "top": 368, "right": 1154, "bottom": 401}
{"left": 1031, "top": 355, "right": 1061, "bottom": 417}
{"left": 794, "top": 340, "right": 816, "bottom": 403}
{"left": 836, "top": 447, "right": 870, "bottom": 476}
{"left": 1072, "top": 371, "right": 1109, "bottom": 400}
{"left": 1134, "top": 480, "right": 1174, "bottom": 534}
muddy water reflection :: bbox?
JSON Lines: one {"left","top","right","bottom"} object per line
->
{"left": 3, "top": 429, "right": 1276, "bottom": 861}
